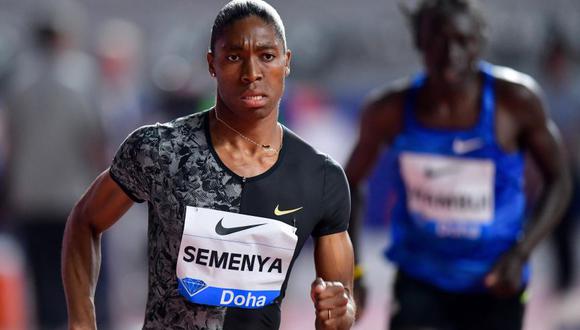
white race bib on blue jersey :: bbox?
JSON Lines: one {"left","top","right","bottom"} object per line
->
{"left": 400, "top": 152, "right": 496, "bottom": 238}
{"left": 176, "top": 207, "right": 298, "bottom": 309}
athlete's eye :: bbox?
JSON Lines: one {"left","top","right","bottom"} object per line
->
{"left": 262, "top": 53, "right": 275, "bottom": 61}
{"left": 227, "top": 55, "right": 240, "bottom": 62}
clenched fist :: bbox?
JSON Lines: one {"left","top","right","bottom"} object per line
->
{"left": 310, "top": 277, "right": 355, "bottom": 330}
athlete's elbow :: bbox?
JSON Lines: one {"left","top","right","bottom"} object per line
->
{"left": 558, "top": 169, "right": 573, "bottom": 210}
{"left": 66, "top": 200, "right": 101, "bottom": 238}
{"left": 544, "top": 168, "right": 573, "bottom": 224}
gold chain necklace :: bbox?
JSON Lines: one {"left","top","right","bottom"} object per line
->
{"left": 214, "top": 109, "right": 282, "bottom": 154}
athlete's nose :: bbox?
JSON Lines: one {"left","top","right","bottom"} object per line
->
{"left": 441, "top": 39, "right": 465, "bottom": 68}
{"left": 448, "top": 40, "right": 463, "bottom": 61}
{"left": 241, "top": 57, "right": 263, "bottom": 83}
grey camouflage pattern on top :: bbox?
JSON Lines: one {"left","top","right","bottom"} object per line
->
{"left": 110, "top": 111, "right": 241, "bottom": 330}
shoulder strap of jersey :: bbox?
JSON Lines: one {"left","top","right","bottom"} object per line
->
{"left": 403, "top": 72, "right": 427, "bottom": 130}
{"left": 476, "top": 61, "right": 496, "bottom": 139}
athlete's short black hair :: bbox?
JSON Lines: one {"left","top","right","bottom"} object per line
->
{"left": 403, "top": 0, "right": 487, "bottom": 49}
{"left": 209, "top": 0, "right": 287, "bottom": 53}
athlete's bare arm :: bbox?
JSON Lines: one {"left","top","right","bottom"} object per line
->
{"left": 346, "top": 87, "right": 405, "bottom": 260}
{"left": 485, "top": 74, "right": 572, "bottom": 296}
{"left": 343, "top": 86, "right": 405, "bottom": 317}
{"left": 311, "top": 231, "right": 356, "bottom": 330}
{"left": 345, "top": 87, "right": 406, "bottom": 188}
{"left": 62, "top": 170, "right": 134, "bottom": 330}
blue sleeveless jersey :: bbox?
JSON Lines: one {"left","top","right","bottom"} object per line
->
{"left": 367, "top": 63, "right": 529, "bottom": 292}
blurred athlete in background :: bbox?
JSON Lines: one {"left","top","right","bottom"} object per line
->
{"left": 346, "top": 0, "right": 571, "bottom": 329}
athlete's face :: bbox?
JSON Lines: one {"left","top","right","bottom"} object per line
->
{"left": 208, "top": 16, "right": 291, "bottom": 120}
{"left": 418, "top": 10, "right": 482, "bottom": 87}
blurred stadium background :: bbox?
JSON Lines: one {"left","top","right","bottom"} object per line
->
{"left": 0, "top": 0, "right": 579, "bottom": 329}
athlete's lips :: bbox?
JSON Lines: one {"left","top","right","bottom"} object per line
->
{"left": 240, "top": 92, "right": 268, "bottom": 108}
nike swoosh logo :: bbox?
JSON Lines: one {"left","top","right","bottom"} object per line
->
{"left": 274, "top": 205, "right": 303, "bottom": 216}
{"left": 214, "top": 218, "right": 266, "bottom": 236}
{"left": 452, "top": 138, "right": 484, "bottom": 154}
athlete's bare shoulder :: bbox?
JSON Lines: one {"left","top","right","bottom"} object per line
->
{"left": 491, "top": 64, "right": 547, "bottom": 128}
{"left": 492, "top": 66, "right": 547, "bottom": 135}
{"left": 361, "top": 76, "right": 413, "bottom": 143}
{"left": 365, "top": 76, "right": 410, "bottom": 110}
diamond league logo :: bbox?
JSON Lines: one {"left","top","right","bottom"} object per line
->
{"left": 180, "top": 278, "right": 208, "bottom": 297}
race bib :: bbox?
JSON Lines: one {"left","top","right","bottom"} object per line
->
{"left": 400, "top": 152, "right": 495, "bottom": 237}
{"left": 176, "top": 207, "right": 298, "bottom": 309}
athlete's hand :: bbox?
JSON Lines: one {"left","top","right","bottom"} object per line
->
{"left": 353, "top": 277, "right": 367, "bottom": 320}
{"left": 310, "top": 277, "right": 355, "bottom": 330}
{"left": 484, "top": 248, "right": 526, "bottom": 297}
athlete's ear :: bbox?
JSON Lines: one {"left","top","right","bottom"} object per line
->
{"left": 207, "top": 51, "right": 216, "bottom": 78}
{"left": 284, "top": 49, "right": 292, "bottom": 76}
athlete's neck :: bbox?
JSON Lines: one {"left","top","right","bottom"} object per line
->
{"left": 209, "top": 106, "right": 283, "bottom": 178}
{"left": 424, "top": 71, "right": 481, "bottom": 112}
{"left": 210, "top": 106, "right": 282, "bottom": 160}
{"left": 213, "top": 98, "right": 280, "bottom": 145}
